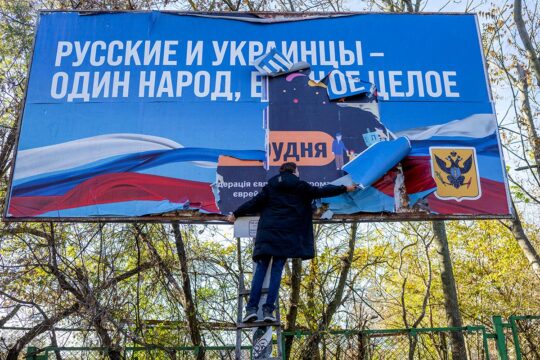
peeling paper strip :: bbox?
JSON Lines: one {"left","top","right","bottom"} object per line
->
{"left": 323, "top": 70, "right": 374, "bottom": 100}
{"left": 174, "top": 13, "right": 353, "bottom": 24}
{"left": 253, "top": 48, "right": 309, "bottom": 77}
{"left": 343, "top": 136, "right": 411, "bottom": 189}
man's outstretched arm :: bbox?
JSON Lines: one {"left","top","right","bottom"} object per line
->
{"left": 227, "top": 187, "right": 268, "bottom": 222}
{"left": 298, "top": 181, "right": 357, "bottom": 199}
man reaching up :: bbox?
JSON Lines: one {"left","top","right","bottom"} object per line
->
{"left": 227, "top": 162, "right": 357, "bottom": 322}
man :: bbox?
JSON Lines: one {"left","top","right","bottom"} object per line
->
{"left": 227, "top": 162, "right": 357, "bottom": 323}
{"left": 332, "top": 132, "right": 349, "bottom": 170}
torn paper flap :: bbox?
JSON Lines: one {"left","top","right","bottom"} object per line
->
{"left": 320, "top": 209, "right": 334, "bottom": 220}
{"left": 253, "top": 48, "right": 309, "bottom": 77}
{"left": 343, "top": 136, "right": 411, "bottom": 188}
{"left": 330, "top": 174, "right": 355, "bottom": 186}
{"left": 322, "top": 70, "right": 374, "bottom": 100}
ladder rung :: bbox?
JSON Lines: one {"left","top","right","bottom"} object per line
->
{"left": 238, "top": 287, "right": 269, "bottom": 296}
{"left": 236, "top": 321, "right": 281, "bottom": 329}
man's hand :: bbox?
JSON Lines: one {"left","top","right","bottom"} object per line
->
{"left": 345, "top": 184, "right": 359, "bottom": 192}
{"left": 226, "top": 213, "right": 236, "bottom": 223}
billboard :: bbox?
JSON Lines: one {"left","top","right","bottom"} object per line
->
{"left": 4, "top": 11, "right": 512, "bottom": 221}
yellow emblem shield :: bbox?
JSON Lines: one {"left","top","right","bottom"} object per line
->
{"left": 429, "top": 147, "right": 481, "bottom": 201}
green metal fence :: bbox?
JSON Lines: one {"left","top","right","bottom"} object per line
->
{"left": 485, "top": 315, "right": 540, "bottom": 360}
{"left": 18, "top": 315, "right": 540, "bottom": 360}
{"left": 508, "top": 315, "right": 540, "bottom": 360}
{"left": 281, "top": 326, "right": 490, "bottom": 360}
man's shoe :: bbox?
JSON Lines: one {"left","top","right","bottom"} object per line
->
{"left": 242, "top": 308, "right": 258, "bottom": 323}
{"left": 262, "top": 308, "right": 277, "bottom": 323}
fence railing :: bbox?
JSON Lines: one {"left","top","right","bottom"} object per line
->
{"left": 281, "top": 326, "right": 491, "bottom": 360}
{"left": 16, "top": 314, "right": 540, "bottom": 359}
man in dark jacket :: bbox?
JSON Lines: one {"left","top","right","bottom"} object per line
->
{"left": 227, "top": 162, "right": 356, "bottom": 322}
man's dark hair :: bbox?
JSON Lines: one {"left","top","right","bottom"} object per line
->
{"left": 280, "top": 162, "right": 297, "bottom": 173}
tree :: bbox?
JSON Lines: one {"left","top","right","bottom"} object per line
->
{"left": 480, "top": 1, "right": 540, "bottom": 279}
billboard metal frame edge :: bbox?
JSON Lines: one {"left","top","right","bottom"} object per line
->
{"left": 2, "top": 10, "right": 513, "bottom": 224}
{"left": 2, "top": 214, "right": 514, "bottom": 224}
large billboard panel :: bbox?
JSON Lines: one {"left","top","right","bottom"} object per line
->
{"left": 4, "top": 11, "right": 512, "bottom": 221}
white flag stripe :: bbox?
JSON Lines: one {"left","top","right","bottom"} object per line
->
{"left": 14, "top": 133, "right": 217, "bottom": 181}
{"left": 395, "top": 114, "right": 497, "bottom": 140}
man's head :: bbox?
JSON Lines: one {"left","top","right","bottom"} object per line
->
{"left": 280, "top": 162, "right": 299, "bottom": 177}
{"left": 336, "top": 132, "right": 342, "bottom": 141}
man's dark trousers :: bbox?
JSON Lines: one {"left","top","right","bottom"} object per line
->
{"left": 246, "top": 256, "right": 287, "bottom": 312}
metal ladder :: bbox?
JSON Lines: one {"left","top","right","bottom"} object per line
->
{"left": 235, "top": 239, "right": 283, "bottom": 360}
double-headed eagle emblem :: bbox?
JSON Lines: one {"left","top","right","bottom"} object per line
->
{"left": 430, "top": 147, "right": 480, "bottom": 201}
{"left": 434, "top": 151, "right": 473, "bottom": 189}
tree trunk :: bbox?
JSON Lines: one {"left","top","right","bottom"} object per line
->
{"left": 408, "top": 335, "right": 418, "bottom": 360}
{"left": 171, "top": 222, "right": 205, "bottom": 360}
{"left": 516, "top": 64, "right": 540, "bottom": 182}
{"left": 93, "top": 312, "right": 123, "bottom": 360}
{"left": 432, "top": 221, "right": 467, "bottom": 360}
{"left": 301, "top": 223, "right": 358, "bottom": 360}
{"left": 508, "top": 201, "right": 540, "bottom": 279}
{"left": 514, "top": 0, "right": 540, "bottom": 86}
{"left": 137, "top": 224, "right": 204, "bottom": 359}
{"left": 284, "top": 258, "right": 302, "bottom": 360}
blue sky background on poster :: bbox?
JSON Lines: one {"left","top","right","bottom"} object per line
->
{"left": 31, "top": 13, "right": 484, "bottom": 100}
{"left": 21, "top": 13, "right": 490, "bottom": 149}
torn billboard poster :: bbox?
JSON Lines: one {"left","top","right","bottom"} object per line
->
{"left": 5, "top": 11, "right": 511, "bottom": 220}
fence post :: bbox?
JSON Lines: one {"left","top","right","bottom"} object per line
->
{"left": 25, "top": 346, "right": 47, "bottom": 360}
{"left": 492, "top": 316, "right": 509, "bottom": 360}
{"left": 281, "top": 333, "right": 287, "bottom": 360}
{"left": 480, "top": 326, "right": 492, "bottom": 360}
{"left": 508, "top": 316, "right": 523, "bottom": 360}
{"left": 25, "top": 346, "right": 36, "bottom": 360}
